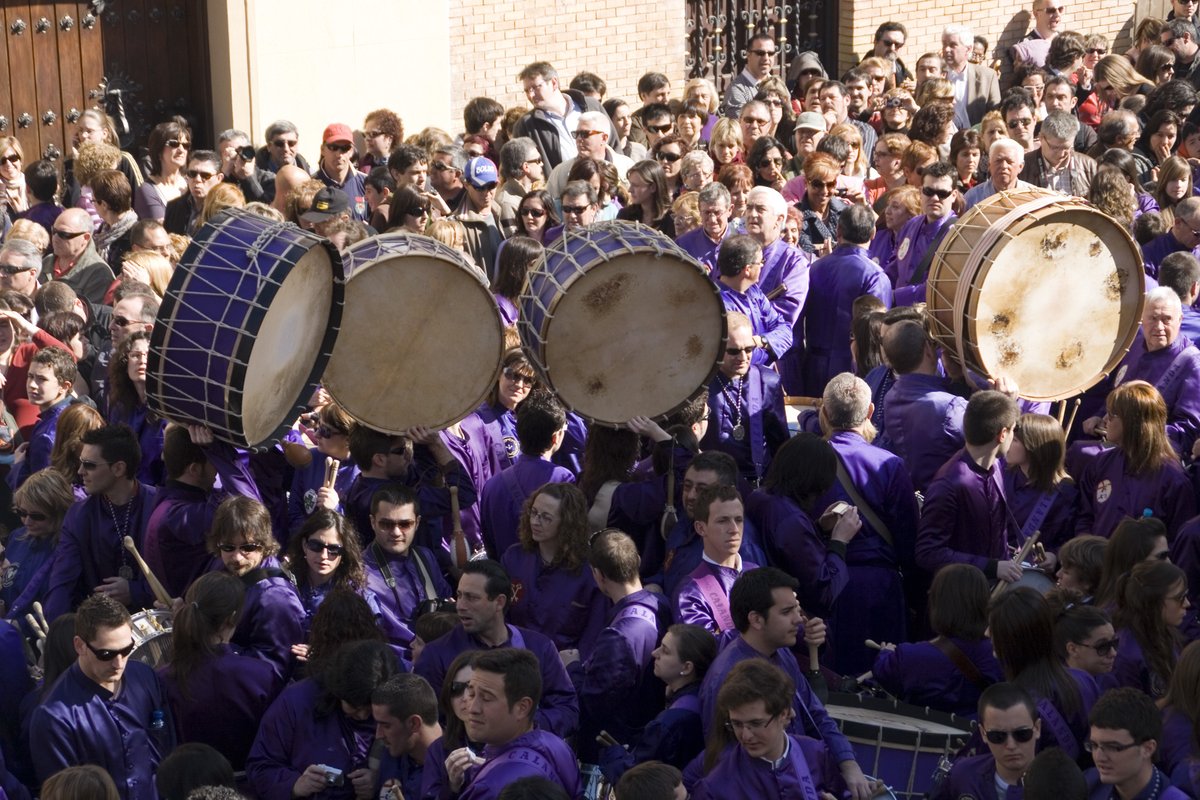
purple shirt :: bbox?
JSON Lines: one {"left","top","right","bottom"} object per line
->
{"left": 1115, "top": 336, "right": 1200, "bottom": 456}
{"left": 916, "top": 450, "right": 1014, "bottom": 579}
{"left": 1003, "top": 467, "right": 1078, "bottom": 552}
{"left": 932, "top": 753, "right": 1020, "bottom": 800}
{"left": 364, "top": 544, "right": 452, "bottom": 656}
{"left": 882, "top": 372, "right": 967, "bottom": 492}
{"left": 872, "top": 637, "right": 1004, "bottom": 717}
{"left": 720, "top": 282, "right": 794, "bottom": 364}
{"left": 287, "top": 446, "right": 360, "bottom": 535}
{"left": 1142, "top": 232, "right": 1197, "bottom": 279}
{"left": 891, "top": 213, "right": 956, "bottom": 307}
{"left": 479, "top": 455, "right": 575, "bottom": 556}
{"left": 700, "top": 366, "right": 787, "bottom": 482}
{"left": 693, "top": 735, "right": 840, "bottom": 800}
{"left": 30, "top": 661, "right": 176, "bottom": 800}
{"left": 459, "top": 729, "right": 581, "bottom": 800}
{"left": 651, "top": 514, "right": 768, "bottom": 598}
{"left": 748, "top": 492, "right": 848, "bottom": 618}
{"left": 500, "top": 545, "right": 609, "bottom": 656}
{"left": 868, "top": 227, "right": 901, "bottom": 272}
{"left": 7, "top": 398, "right": 70, "bottom": 491}
{"left": 1084, "top": 766, "right": 1189, "bottom": 800}
{"left": 232, "top": 561, "right": 305, "bottom": 684}
{"left": 757, "top": 237, "right": 812, "bottom": 327}
{"left": 677, "top": 225, "right": 729, "bottom": 272}
{"left": 1075, "top": 447, "right": 1196, "bottom": 540}
{"left": 674, "top": 556, "right": 757, "bottom": 634}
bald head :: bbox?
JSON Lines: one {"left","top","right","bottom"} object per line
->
{"left": 273, "top": 165, "right": 311, "bottom": 212}
{"left": 58, "top": 208, "right": 92, "bottom": 230}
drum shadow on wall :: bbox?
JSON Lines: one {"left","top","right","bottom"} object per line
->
{"left": 926, "top": 188, "right": 1145, "bottom": 402}
{"left": 519, "top": 222, "right": 727, "bottom": 426}
{"left": 147, "top": 209, "right": 345, "bottom": 448}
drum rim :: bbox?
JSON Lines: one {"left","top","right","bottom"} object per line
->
{"left": 825, "top": 690, "right": 973, "bottom": 746}
{"left": 147, "top": 209, "right": 346, "bottom": 448}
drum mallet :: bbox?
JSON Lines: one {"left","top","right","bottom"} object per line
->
{"left": 323, "top": 457, "right": 340, "bottom": 490}
{"left": 123, "top": 536, "right": 174, "bottom": 607}
{"left": 991, "top": 529, "right": 1042, "bottom": 600}
{"left": 1063, "top": 398, "right": 1082, "bottom": 434}
{"left": 31, "top": 601, "right": 49, "bottom": 634}
{"left": 865, "top": 639, "right": 883, "bottom": 650}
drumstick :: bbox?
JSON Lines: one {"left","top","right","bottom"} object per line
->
{"left": 323, "top": 458, "right": 340, "bottom": 490}
{"left": 991, "top": 529, "right": 1043, "bottom": 600}
{"left": 865, "top": 639, "right": 883, "bottom": 650}
{"left": 31, "top": 601, "right": 48, "bottom": 634}
{"left": 122, "top": 536, "right": 173, "bottom": 607}
{"left": 450, "top": 485, "right": 469, "bottom": 569}
{"left": 24, "top": 614, "right": 45, "bottom": 642}
{"left": 1063, "top": 398, "right": 1082, "bottom": 433}
{"left": 1056, "top": 400, "right": 1066, "bottom": 426}
{"left": 856, "top": 670, "right": 873, "bottom": 684}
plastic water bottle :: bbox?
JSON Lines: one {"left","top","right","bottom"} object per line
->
{"left": 151, "top": 710, "right": 164, "bottom": 731}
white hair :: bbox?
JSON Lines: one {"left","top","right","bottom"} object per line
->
{"left": 943, "top": 24, "right": 973, "bottom": 46}
{"left": 578, "top": 111, "right": 610, "bottom": 134}
{"left": 747, "top": 186, "right": 787, "bottom": 220}
{"left": 1146, "top": 286, "right": 1183, "bottom": 312}
{"left": 989, "top": 137, "right": 1025, "bottom": 162}
{"left": 822, "top": 373, "right": 872, "bottom": 428}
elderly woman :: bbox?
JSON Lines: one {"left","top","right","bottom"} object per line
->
{"left": 864, "top": 133, "right": 911, "bottom": 204}
{"left": 685, "top": 77, "right": 721, "bottom": 142}
{"left": 0, "top": 470, "right": 75, "bottom": 626}
{"left": 867, "top": 185, "right": 920, "bottom": 267}
{"left": 133, "top": 119, "right": 190, "bottom": 221}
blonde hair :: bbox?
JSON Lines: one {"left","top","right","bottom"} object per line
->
{"left": 671, "top": 191, "right": 701, "bottom": 235}
{"left": 710, "top": 117, "right": 742, "bottom": 149}
{"left": 199, "top": 183, "right": 246, "bottom": 228}
{"left": 74, "top": 142, "right": 121, "bottom": 187}
{"left": 915, "top": 78, "right": 954, "bottom": 107}
{"left": 121, "top": 250, "right": 173, "bottom": 297}
{"left": 7, "top": 218, "right": 49, "bottom": 252}
{"left": 684, "top": 78, "right": 720, "bottom": 114}
{"left": 428, "top": 218, "right": 466, "bottom": 251}
{"left": 829, "top": 122, "right": 868, "bottom": 177}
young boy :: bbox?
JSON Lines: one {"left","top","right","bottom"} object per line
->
{"left": 10, "top": 346, "right": 75, "bottom": 489}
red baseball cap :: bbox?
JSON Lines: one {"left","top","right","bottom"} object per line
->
{"left": 322, "top": 123, "right": 353, "bottom": 145}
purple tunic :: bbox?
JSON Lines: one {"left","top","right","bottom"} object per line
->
{"left": 650, "top": 514, "right": 768, "bottom": 601}
{"left": 1075, "top": 447, "right": 1196, "bottom": 540}
{"left": 471, "top": 403, "right": 519, "bottom": 472}
{"left": 891, "top": 213, "right": 956, "bottom": 307}
{"left": 1141, "top": 231, "right": 1196, "bottom": 279}
{"left": 677, "top": 225, "right": 730, "bottom": 272}
{"left": 414, "top": 623, "right": 580, "bottom": 738}
{"left": 479, "top": 455, "right": 575, "bottom": 556}
{"left": 459, "top": 729, "right": 581, "bottom": 800}
{"left": 871, "top": 637, "right": 1004, "bottom": 717}
{"left": 42, "top": 482, "right": 160, "bottom": 620}
{"left": 1160, "top": 707, "right": 1197, "bottom": 779}
{"left": 30, "top": 661, "right": 176, "bottom": 800}
{"left": 720, "top": 282, "right": 794, "bottom": 364}
{"left": 7, "top": 397, "right": 70, "bottom": 490}
{"left": 700, "top": 366, "right": 787, "bottom": 483}
{"left": 674, "top": 556, "right": 757, "bottom": 634}
{"left": 159, "top": 643, "right": 282, "bottom": 769}
{"left": 0, "top": 529, "right": 54, "bottom": 627}
{"left": 245, "top": 678, "right": 376, "bottom": 800}
{"left": 364, "top": 544, "right": 452, "bottom": 656}
{"left": 882, "top": 372, "right": 967, "bottom": 492}
{"left": 500, "top": 545, "right": 610, "bottom": 656}
{"left": 1003, "top": 468, "right": 1079, "bottom": 553}
{"left": 1111, "top": 627, "right": 1174, "bottom": 698}
{"left": 693, "top": 735, "right": 841, "bottom": 800}
{"left": 757, "top": 237, "right": 812, "bottom": 327}
{"left": 787, "top": 243, "right": 893, "bottom": 396}
{"left": 699, "top": 636, "right": 855, "bottom": 764}
{"left": 286, "top": 447, "right": 360, "bottom": 536}
{"left": 232, "top": 560, "right": 305, "bottom": 684}
{"left": 441, "top": 425, "right": 492, "bottom": 551}
{"left": 1114, "top": 336, "right": 1200, "bottom": 456}
{"left": 931, "top": 753, "right": 1020, "bottom": 800}
{"left": 598, "top": 683, "right": 705, "bottom": 783}
{"left": 1084, "top": 766, "right": 1190, "bottom": 800}
{"left": 1172, "top": 515, "right": 1200, "bottom": 606}
{"left": 867, "top": 226, "right": 901, "bottom": 270}
{"left": 917, "top": 451, "right": 1015, "bottom": 579}
{"left": 105, "top": 403, "right": 166, "bottom": 487}
{"left": 748, "top": 492, "right": 849, "bottom": 619}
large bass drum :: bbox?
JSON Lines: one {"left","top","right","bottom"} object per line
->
{"left": 518, "top": 222, "right": 725, "bottom": 425}
{"left": 926, "top": 189, "right": 1144, "bottom": 401}
{"left": 147, "top": 209, "right": 344, "bottom": 448}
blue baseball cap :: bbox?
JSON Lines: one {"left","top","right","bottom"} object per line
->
{"left": 464, "top": 157, "right": 499, "bottom": 189}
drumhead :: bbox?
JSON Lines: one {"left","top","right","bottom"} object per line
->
{"left": 323, "top": 234, "right": 504, "bottom": 432}
{"left": 522, "top": 223, "right": 725, "bottom": 425}
{"left": 825, "top": 692, "right": 972, "bottom": 747}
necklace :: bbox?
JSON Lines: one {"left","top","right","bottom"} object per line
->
{"left": 105, "top": 494, "right": 134, "bottom": 581}
{"left": 720, "top": 374, "right": 746, "bottom": 440}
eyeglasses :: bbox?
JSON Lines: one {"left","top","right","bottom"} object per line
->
{"left": 0, "top": 264, "right": 32, "bottom": 276}
{"left": 880, "top": 38, "right": 905, "bottom": 48}
{"left": 375, "top": 518, "right": 418, "bottom": 533}
{"left": 761, "top": 157, "right": 785, "bottom": 166}
{"left": 1041, "top": 5, "right": 1064, "bottom": 13}
{"left": 78, "top": 459, "right": 110, "bottom": 471}
{"left": 519, "top": 207, "right": 546, "bottom": 218}
{"left": 53, "top": 229, "right": 88, "bottom": 240}
{"left": 561, "top": 204, "right": 592, "bottom": 215}
{"left": 503, "top": 366, "right": 535, "bottom": 386}
{"left": 273, "top": 138, "right": 298, "bottom": 149}
{"left": 166, "top": 139, "right": 189, "bottom": 150}
{"left": 431, "top": 162, "right": 456, "bottom": 172}
{"left": 111, "top": 316, "right": 138, "bottom": 328}
{"left": 1088, "top": 48, "right": 1108, "bottom": 55}
{"left": 365, "top": 130, "right": 386, "bottom": 138}
{"left": 742, "top": 117, "right": 771, "bottom": 127}
{"left": 12, "top": 507, "right": 48, "bottom": 522}
{"left": 316, "top": 425, "right": 347, "bottom": 438}
{"left": 1168, "top": 589, "right": 1190, "bottom": 603}
{"left": 450, "top": 681, "right": 470, "bottom": 697}
{"left": 217, "top": 542, "right": 264, "bottom": 554}
{"left": 922, "top": 186, "right": 954, "bottom": 199}
{"left": 304, "top": 539, "right": 345, "bottom": 557}
{"left": 647, "top": 124, "right": 674, "bottom": 134}
{"left": 1, "top": 154, "right": 21, "bottom": 164}
{"left": 524, "top": 157, "right": 543, "bottom": 165}
{"left": 85, "top": 640, "right": 136, "bottom": 662}
{"left": 983, "top": 727, "right": 1036, "bottom": 744}
{"left": 749, "top": 48, "right": 777, "bottom": 57}
{"left": 325, "top": 142, "right": 352, "bottom": 153}
{"left": 815, "top": 180, "right": 839, "bottom": 191}
{"left": 656, "top": 151, "right": 683, "bottom": 163}
{"left": 186, "top": 169, "right": 216, "bottom": 181}
{"left": 1007, "top": 118, "right": 1034, "bottom": 128}
{"left": 725, "top": 345, "right": 756, "bottom": 356}
{"left": 573, "top": 129, "right": 603, "bottom": 139}
{"left": 1084, "top": 739, "right": 1142, "bottom": 755}
{"left": 1076, "top": 637, "right": 1120, "bottom": 656}
{"left": 725, "top": 712, "right": 779, "bottom": 733}
{"left": 529, "top": 509, "right": 558, "bottom": 524}
{"left": 763, "top": 98, "right": 784, "bottom": 107}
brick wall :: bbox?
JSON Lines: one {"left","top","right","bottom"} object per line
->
{"left": 448, "top": 0, "right": 688, "bottom": 126}
{"left": 836, "top": 0, "right": 1143, "bottom": 78}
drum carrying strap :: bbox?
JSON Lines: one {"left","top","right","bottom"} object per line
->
{"left": 587, "top": 481, "right": 621, "bottom": 532}
{"left": 1154, "top": 345, "right": 1200, "bottom": 393}
{"left": 905, "top": 222, "right": 953, "bottom": 288}
{"left": 833, "top": 452, "right": 893, "bottom": 549}
{"left": 1035, "top": 698, "right": 1080, "bottom": 760}
{"left": 1020, "top": 491, "right": 1057, "bottom": 542}
{"left": 372, "top": 543, "right": 439, "bottom": 610}
{"left": 694, "top": 573, "right": 736, "bottom": 632}
{"left": 930, "top": 636, "right": 994, "bottom": 692}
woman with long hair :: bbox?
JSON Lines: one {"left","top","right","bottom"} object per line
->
{"left": 106, "top": 330, "right": 165, "bottom": 485}
{"left": 747, "top": 136, "right": 790, "bottom": 192}
{"left": 133, "top": 118, "right": 190, "bottom": 221}
{"left": 1088, "top": 165, "right": 1138, "bottom": 229}
{"left": 1048, "top": 590, "right": 1117, "bottom": 678}
{"left": 1154, "top": 155, "right": 1192, "bottom": 225}
{"left": 50, "top": 403, "right": 104, "bottom": 498}
{"left": 302, "top": 586, "right": 385, "bottom": 678}
{"left": 287, "top": 400, "right": 359, "bottom": 535}
{"left": 160, "top": 572, "right": 281, "bottom": 769}
{"left": 1135, "top": 109, "right": 1182, "bottom": 182}
{"left": 385, "top": 186, "right": 431, "bottom": 234}
{"left": 490, "top": 236, "right": 541, "bottom": 327}
{"left": 514, "top": 189, "right": 558, "bottom": 245}
{"left": 285, "top": 509, "right": 372, "bottom": 641}
{"left": 468, "top": 348, "right": 539, "bottom": 472}
{"left": 1160, "top": 641, "right": 1200, "bottom": 779}
{"left": 1003, "top": 413, "right": 1077, "bottom": 555}
{"left": 421, "top": 652, "right": 479, "bottom": 800}
{"left": 1094, "top": 516, "right": 1171, "bottom": 608}
{"left": 863, "top": 133, "right": 911, "bottom": 204}
{"left": 1093, "top": 54, "right": 1156, "bottom": 113}
{"left": 500, "top": 482, "right": 608, "bottom": 655}
{"left": 1, "top": 470, "right": 75, "bottom": 626}
{"left": 1076, "top": 381, "right": 1193, "bottom": 540}
{"left": 872, "top": 564, "right": 1004, "bottom": 716}
{"left": 1111, "top": 560, "right": 1189, "bottom": 697}
{"left": 617, "top": 160, "right": 675, "bottom": 236}
{"left": 1098, "top": 148, "right": 1159, "bottom": 220}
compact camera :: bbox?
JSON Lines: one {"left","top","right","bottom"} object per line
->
{"left": 317, "top": 765, "right": 344, "bottom": 787}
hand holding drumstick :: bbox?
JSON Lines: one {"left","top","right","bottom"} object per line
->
{"left": 315, "top": 457, "right": 341, "bottom": 510}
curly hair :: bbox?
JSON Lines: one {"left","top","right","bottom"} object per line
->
{"left": 107, "top": 330, "right": 151, "bottom": 419}
{"left": 75, "top": 141, "right": 122, "bottom": 187}
{"left": 517, "top": 482, "right": 590, "bottom": 571}
{"left": 287, "top": 508, "right": 366, "bottom": 592}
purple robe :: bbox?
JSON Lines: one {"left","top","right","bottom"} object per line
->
{"left": 30, "top": 662, "right": 176, "bottom": 800}
{"left": 441, "top": 424, "right": 492, "bottom": 551}
{"left": 42, "top": 482, "right": 160, "bottom": 620}
{"left": 1003, "top": 468, "right": 1078, "bottom": 553}
{"left": 748, "top": 492, "right": 849, "bottom": 619}
{"left": 500, "top": 545, "right": 610, "bottom": 656}
{"left": 786, "top": 243, "right": 893, "bottom": 395}
{"left": 1084, "top": 766, "right": 1190, "bottom": 800}
{"left": 1172, "top": 515, "right": 1200, "bottom": 606}
{"left": 916, "top": 450, "right": 1014, "bottom": 579}
{"left": 0, "top": 618, "right": 31, "bottom": 787}
{"left": 494, "top": 294, "right": 518, "bottom": 327}
{"left": 699, "top": 636, "right": 855, "bottom": 762}
{"left": 0, "top": 529, "right": 54, "bottom": 628}
{"left": 1141, "top": 231, "right": 1197, "bottom": 279}
{"left": 674, "top": 556, "right": 756, "bottom": 634}
{"left": 287, "top": 447, "right": 360, "bottom": 536}
{"left": 649, "top": 514, "right": 768, "bottom": 599}
{"left": 159, "top": 643, "right": 282, "bottom": 769}
{"left": 757, "top": 237, "right": 812, "bottom": 327}
{"left": 459, "top": 729, "right": 581, "bottom": 800}
{"left": 7, "top": 398, "right": 70, "bottom": 490}
{"left": 1160, "top": 708, "right": 1196, "bottom": 779}
{"left": 1075, "top": 447, "right": 1196, "bottom": 540}
{"left": 720, "top": 282, "right": 794, "bottom": 365}
{"left": 414, "top": 623, "right": 580, "bottom": 738}
{"left": 344, "top": 460, "right": 478, "bottom": 555}
{"left": 700, "top": 366, "right": 787, "bottom": 482}
{"left": 931, "top": 753, "right": 1021, "bottom": 800}
{"left": 364, "top": 544, "right": 452, "bottom": 656}
{"left": 891, "top": 213, "right": 956, "bottom": 307}
{"left": 1111, "top": 627, "right": 1174, "bottom": 698}
{"left": 871, "top": 637, "right": 1004, "bottom": 717}
{"left": 693, "top": 735, "right": 841, "bottom": 800}
{"left": 598, "top": 683, "right": 705, "bottom": 784}
{"left": 232, "top": 560, "right": 305, "bottom": 684}
{"left": 677, "top": 225, "right": 730, "bottom": 272}
{"left": 376, "top": 751, "right": 424, "bottom": 800}
{"left": 479, "top": 455, "right": 575, "bottom": 556}
{"left": 1114, "top": 336, "right": 1200, "bottom": 456}
{"left": 868, "top": 226, "right": 901, "bottom": 270}
{"left": 882, "top": 372, "right": 967, "bottom": 492}
{"left": 245, "top": 678, "right": 376, "bottom": 800}
{"left": 470, "top": 403, "right": 519, "bottom": 472}
{"left": 104, "top": 403, "right": 166, "bottom": 487}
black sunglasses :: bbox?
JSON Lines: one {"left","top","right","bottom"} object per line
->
{"left": 217, "top": 542, "right": 264, "bottom": 554}
{"left": 983, "top": 727, "right": 1036, "bottom": 744}
{"left": 1077, "top": 637, "right": 1120, "bottom": 656}
{"left": 305, "top": 539, "right": 345, "bottom": 557}
{"left": 450, "top": 681, "right": 470, "bottom": 697}
{"left": 13, "top": 507, "right": 48, "bottom": 521}
{"left": 85, "top": 640, "right": 136, "bottom": 661}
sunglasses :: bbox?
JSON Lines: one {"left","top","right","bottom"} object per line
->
{"left": 726, "top": 345, "right": 756, "bottom": 356}
{"left": 0, "top": 264, "right": 32, "bottom": 276}
{"left": 305, "top": 539, "right": 345, "bottom": 557}
{"left": 503, "top": 366, "right": 535, "bottom": 386}
{"left": 431, "top": 162, "right": 457, "bottom": 172}
{"left": 273, "top": 138, "right": 298, "bottom": 149}
{"left": 880, "top": 39, "right": 904, "bottom": 48}
{"left": 450, "top": 681, "right": 471, "bottom": 697}
{"left": 656, "top": 151, "right": 683, "bottom": 163}
{"left": 365, "top": 129, "right": 386, "bottom": 138}
{"left": 647, "top": 124, "right": 674, "bottom": 134}
{"left": 217, "top": 542, "right": 264, "bottom": 554}
{"left": 85, "top": 640, "right": 136, "bottom": 661}
{"left": 78, "top": 459, "right": 110, "bottom": 471}
{"left": 922, "top": 186, "right": 954, "bottom": 199}
{"left": 376, "top": 518, "right": 418, "bottom": 533}
{"left": 473, "top": 182, "right": 498, "bottom": 192}
{"left": 325, "top": 142, "right": 352, "bottom": 153}
{"left": 1088, "top": 48, "right": 1107, "bottom": 55}
{"left": 408, "top": 207, "right": 429, "bottom": 218}
{"left": 316, "top": 425, "right": 347, "bottom": 438}
{"left": 1, "top": 154, "right": 20, "bottom": 164}
{"left": 749, "top": 48, "right": 777, "bottom": 57}
{"left": 13, "top": 507, "right": 48, "bottom": 521}
{"left": 561, "top": 204, "right": 591, "bottom": 215}
{"left": 111, "top": 316, "right": 138, "bottom": 328}
{"left": 53, "top": 229, "right": 88, "bottom": 240}
{"left": 519, "top": 207, "right": 546, "bottom": 218}
{"left": 1077, "top": 637, "right": 1120, "bottom": 656}
{"left": 166, "top": 139, "right": 190, "bottom": 150}
{"left": 1007, "top": 118, "right": 1034, "bottom": 129}
{"left": 983, "top": 727, "right": 1036, "bottom": 745}
{"left": 573, "top": 129, "right": 603, "bottom": 139}
{"left": 186, "top": 169, "right": 216, "bottom": 181}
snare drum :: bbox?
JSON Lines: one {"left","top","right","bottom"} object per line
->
{"left": 148, "top": 209, "right": 344, "bottom": 448}
{"left": 927, "top": 189, "right": 1144, "bottom": 401}
{"left": 518, "top": 222, "right": 725, "bottom": 425}
{"left": 825, "top": 692, "right": 973, "bottom": 800}
{"left": 1010, "top": 567, "right": 1056, "bottom": 595}
{"left": 323, "top": 234, "right": 505, "bottom": 433}
{"left": 129, "top": 609, "right": 174, "bottom": 668}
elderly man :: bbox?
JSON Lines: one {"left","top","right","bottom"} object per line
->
{"left": 217, "top": 128, "right": 276, "bottom": 203}
{"left": 944, "top": 24, "right": 1000, "bottom": 128}
{"left": 786, "top": 111, "right": 827, "bottom": 179}
{"left": 1143, "top": 197, "right": 1200, "bottom": 280}
{"left": 545, "top": 111, "right": 634, "bottom": 200}
{"left": 964, "top": 137, "right": 1034, "bottom": 209}
{"left": 164, "top": 149, "right": 223, "bottom": 236}
{"left": 1003, "top": 0, "right": 1065, "bottom": 90}
{"left": 891, "top": 161, "right": 958, "bottom": 307}
{"left": 0, "top": 237, "right": 42, "bottom": 298}
{"left": 254, "top": 119, "right": 309, "bottom": 173}
{"left": 725, "top": 32, "right": 780, "bottom": 118}
{"left": 792, "top": 205, "right": 892, "bottom": 395}
{"left": 738, "top": 100, "right": 775, "bottom": 154}
{"left": 41, "top": 208, "right": 114, "bottom": 305}
{"left": 1019, "top": 111, "right": 1097, "bottom": 196}
{"left": 430, "top": 144, "right": 468, "bottom": 210}
{"left": 513, "top": 61, "right": 614, "bottom": 170}
{"left": 744, "top": 186, "right": 811, "bottom": 328}
{"left": 313, "top": 123, "right": 368, "bottom": 222}
{"left": 495, "top": 137, "right": 543, "bottom": 237}
{"left": 270, "top": 165, "right": 310, "bottom": 218}
{"left": 542, "top": 180, "right": 599, "bottom": 247}
{"left": 677, "top": 182, "right": 733, "bottom": 271}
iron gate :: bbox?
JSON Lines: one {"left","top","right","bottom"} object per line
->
{"left": 685, "top": 0, "right": 839, "bottom": 95}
